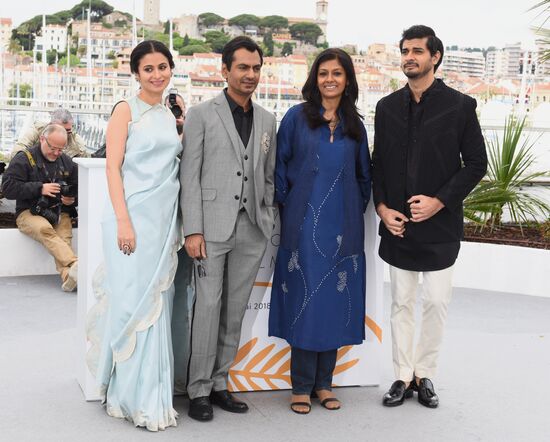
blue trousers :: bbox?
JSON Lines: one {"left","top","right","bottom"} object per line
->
{"left": 290, "top": 347, "right": 337, "bottom": 394}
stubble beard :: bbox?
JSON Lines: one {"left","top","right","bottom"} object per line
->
{"left": 402, "top": 63, "right": 432, "bottom": 79}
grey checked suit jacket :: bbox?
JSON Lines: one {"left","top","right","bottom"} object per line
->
{"left": 180, "top": 92, "right": 277, "bottom": 242}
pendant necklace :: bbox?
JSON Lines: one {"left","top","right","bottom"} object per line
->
{"left": 328, "top": 117, "right": 339, "bottom": 143}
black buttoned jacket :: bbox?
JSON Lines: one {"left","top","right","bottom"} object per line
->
{"left": 372, "top": 79, "right": 487, "bottom": 244}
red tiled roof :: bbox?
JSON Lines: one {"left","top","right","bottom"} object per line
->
{"left": 467, "top": 83, "right": 511, "bottom": 95}
{"left": 193, "top": 53, "right": 221, "bottom": 59}
{"left": 190, "top": 72, "right": 224, "bottom": 82}
{"left": 264, "top": 56, "right": 307, "bottom": 65}
{"left": 196, "top": 64, "right": 218, "bottom": 72}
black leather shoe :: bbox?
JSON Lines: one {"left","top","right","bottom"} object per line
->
{"left": 417, "top": 378, "right": 439, "bottom": 408}
{"left": 188, "top": 396, "right": 213, "bottom": 421}
{"left": 210, "top": 390, "right": 249, "bottom": 413}
{"left": 382, "top": 380, "right": 415, "bottom": 407}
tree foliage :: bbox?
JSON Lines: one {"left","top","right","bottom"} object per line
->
{"left": 204, "top": 31, "right": 230, "bottom": 53}
{"left": 173, "top": 35, "right": 184, "bottom": 50}
{"left": 113, "top": 19, "right": 127, "bottom": 28}
{"left": 465, "top": 116, "right": 550, "bottom": 227}
{"left": 176, "top": 34, "right": 207, "bottom": 52}
{"left": 8, "top": 38, "right": 23, "bottom": 54}
{"left": 8, "top": 83, "right": 33, "bottom": 105}
{"left": 228, "top": 14, "right": 260, "bottom": 31}
{"left": 530, "top": 1, "right": 550, "bottom": 62}
{"left": 263, "top": 32, "right": 274, "bottom": 56}
{"left": 11, "top": 0, "right": 114, "bottom": 50}
{"left": 289, "top": 22, "right": 323, "bottom": 45}
{"left": 260, "top": 15, "right": 288, "bottom": 31}
{"left": 281, "top": 42, "right": 294, "bottom": 56}
{"left": 58, "top": 53, "right": 81, "bottom": 67}
{"left": 70, "top": 0, "right": 114, "bottom": 21}
{"left": 485, "top": 116, "right": 550, "bottom": 225}
{"left": 141, "top": 29, "right": 169, "bottom": 46}
{"left": 178, "top": 44, "right": 212, "bottom": 55}
{"left": 199, "top": 12, "right": 225, "bottom": 27}
{"left": 46, "top": 49, "right": 58, "bottom": 65}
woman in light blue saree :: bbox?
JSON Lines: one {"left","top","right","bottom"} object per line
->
{"left": 86, "top": 40, "right": 186, "bottom": 431}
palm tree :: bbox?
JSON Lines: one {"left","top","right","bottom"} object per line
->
{"left": 463, "top": 182, "right": 516, "bottom": 225}
{"left": 485, "top": 116, "right": 550, "bottom": 226}
{"left": 530, "top": 0, "right": 550, "bottom": 62}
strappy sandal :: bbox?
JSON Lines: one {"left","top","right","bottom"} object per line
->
{"left": 320, "top": 397, "right": 341, "bottom": 410}
{"left": 290, "top": 401, "right": 312, "bottom": 414}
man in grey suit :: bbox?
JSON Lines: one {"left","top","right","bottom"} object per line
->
{"left": 180, "top": 36, "right": 277, "bottom": 422}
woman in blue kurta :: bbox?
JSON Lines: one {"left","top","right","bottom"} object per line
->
{"left": 86, "top": 41, "right": 186, "bottom": 431}
{"left": 269, "top": 48, "right": 371, "bottom": 414}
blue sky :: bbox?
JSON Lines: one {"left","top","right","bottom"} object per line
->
{"left": 3, "top": 0, "right": 545, "bottom": 49}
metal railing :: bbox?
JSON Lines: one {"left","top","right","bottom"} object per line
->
{"left": 0, "top": 106, "right": 109, "bottom": 155}
{"left": 1, "top": 106, "right": 549, "bottom": 184}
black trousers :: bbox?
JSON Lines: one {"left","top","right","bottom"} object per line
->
{"left": 290, "top": 347, "right": 338, "bottom": 395}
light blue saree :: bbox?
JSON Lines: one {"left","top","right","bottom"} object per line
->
{"left": 87, "top": 96, "right": 187, "bottom": 431}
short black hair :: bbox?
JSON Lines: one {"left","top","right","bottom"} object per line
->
{"left": 399, "top": 25, "right": 444, "bottom": 73}
{"left": 222, "top": 36, "right": 263, "bottom": 71}
{"left": 130, "top": 40, "right": 175, "bottom": 74}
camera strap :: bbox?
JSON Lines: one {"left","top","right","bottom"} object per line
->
{"left": 24, "top": 148, "right": 63, "bottom": 183}
{"left": 23, "top": 149, "right": 36, "bottom": 168}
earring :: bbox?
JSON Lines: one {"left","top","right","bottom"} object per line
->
{"left": 345, "top": 86, "right": 349, "bottom": 96}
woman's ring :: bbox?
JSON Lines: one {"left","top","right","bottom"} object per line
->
{"left": 122, "top": 244, "right": 131, "bottom": 253}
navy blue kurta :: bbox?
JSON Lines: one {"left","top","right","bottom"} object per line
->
{"left": 269, "top": 104, "right": 371, "bottom": 352}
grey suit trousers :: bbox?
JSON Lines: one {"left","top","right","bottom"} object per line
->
{"left": 187, "top": 211, "right": 268, "bottom": 398}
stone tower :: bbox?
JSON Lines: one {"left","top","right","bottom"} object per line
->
{"left": 144, "top": 0, "right": 160, "bottom": 25}
{"left": 315, "top": 1, "right": 328, "bottom": 43}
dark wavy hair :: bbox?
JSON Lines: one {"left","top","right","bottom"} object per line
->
{"left": 302, "top": 48, "right": 364, "bottom": 142}
{"left": 399, "top": 25, "right": 444, "bottom": 73}
{"left": 130, "top": 40, "right": 175, "bottom": 74}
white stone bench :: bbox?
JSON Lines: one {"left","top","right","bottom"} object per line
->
{"left": 0, "top": 227, "right": 77, "bottom": 277}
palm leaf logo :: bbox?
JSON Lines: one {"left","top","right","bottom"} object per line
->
{"left": 228, "top": 339, "right": 360, "bottom": 392}
{"left": 229, "top": 338, "right": 291, "bottom": 391}
{"left": 333, "top": 345, "right": 360, "bottom": 377}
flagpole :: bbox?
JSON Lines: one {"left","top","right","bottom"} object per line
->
{"left": 132, "top": 0, "right": 137, "bottom": 48}
{"left": 42, "top": 14, "right": 46, "bottom": 107}
{"left": 87, "top": 8, "right": 92, "bottom": 108}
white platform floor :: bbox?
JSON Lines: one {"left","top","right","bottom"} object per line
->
{"left": 1, "top": 275, "right": 549, "bottom": 442}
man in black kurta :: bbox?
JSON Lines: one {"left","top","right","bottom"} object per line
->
{"left": 372, "top": 25, "right": 487, "bottom": 408}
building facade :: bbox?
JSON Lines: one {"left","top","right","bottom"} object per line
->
{"left": 443, "top": 50, "right": 485, "bottom": 77}
{"left": 34, "top": 25, "right": 67, "bottom": 53}
{"left": 0, "top": 18, "right": 12, "bottom": 51}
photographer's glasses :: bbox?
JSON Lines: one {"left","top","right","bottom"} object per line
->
{"left": 44, "top": 137, "right": 67, "bottom": 154}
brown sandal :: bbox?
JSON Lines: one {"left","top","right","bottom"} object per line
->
{"left": 290, "top": 401, "right": 312, "bottom": 414}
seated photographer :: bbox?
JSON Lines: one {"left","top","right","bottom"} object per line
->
{"left": 2, "top": 123, "right": 79, "bottom": 292}
{"left": 11, "top": 108, "right": 90, "bottom": 160}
